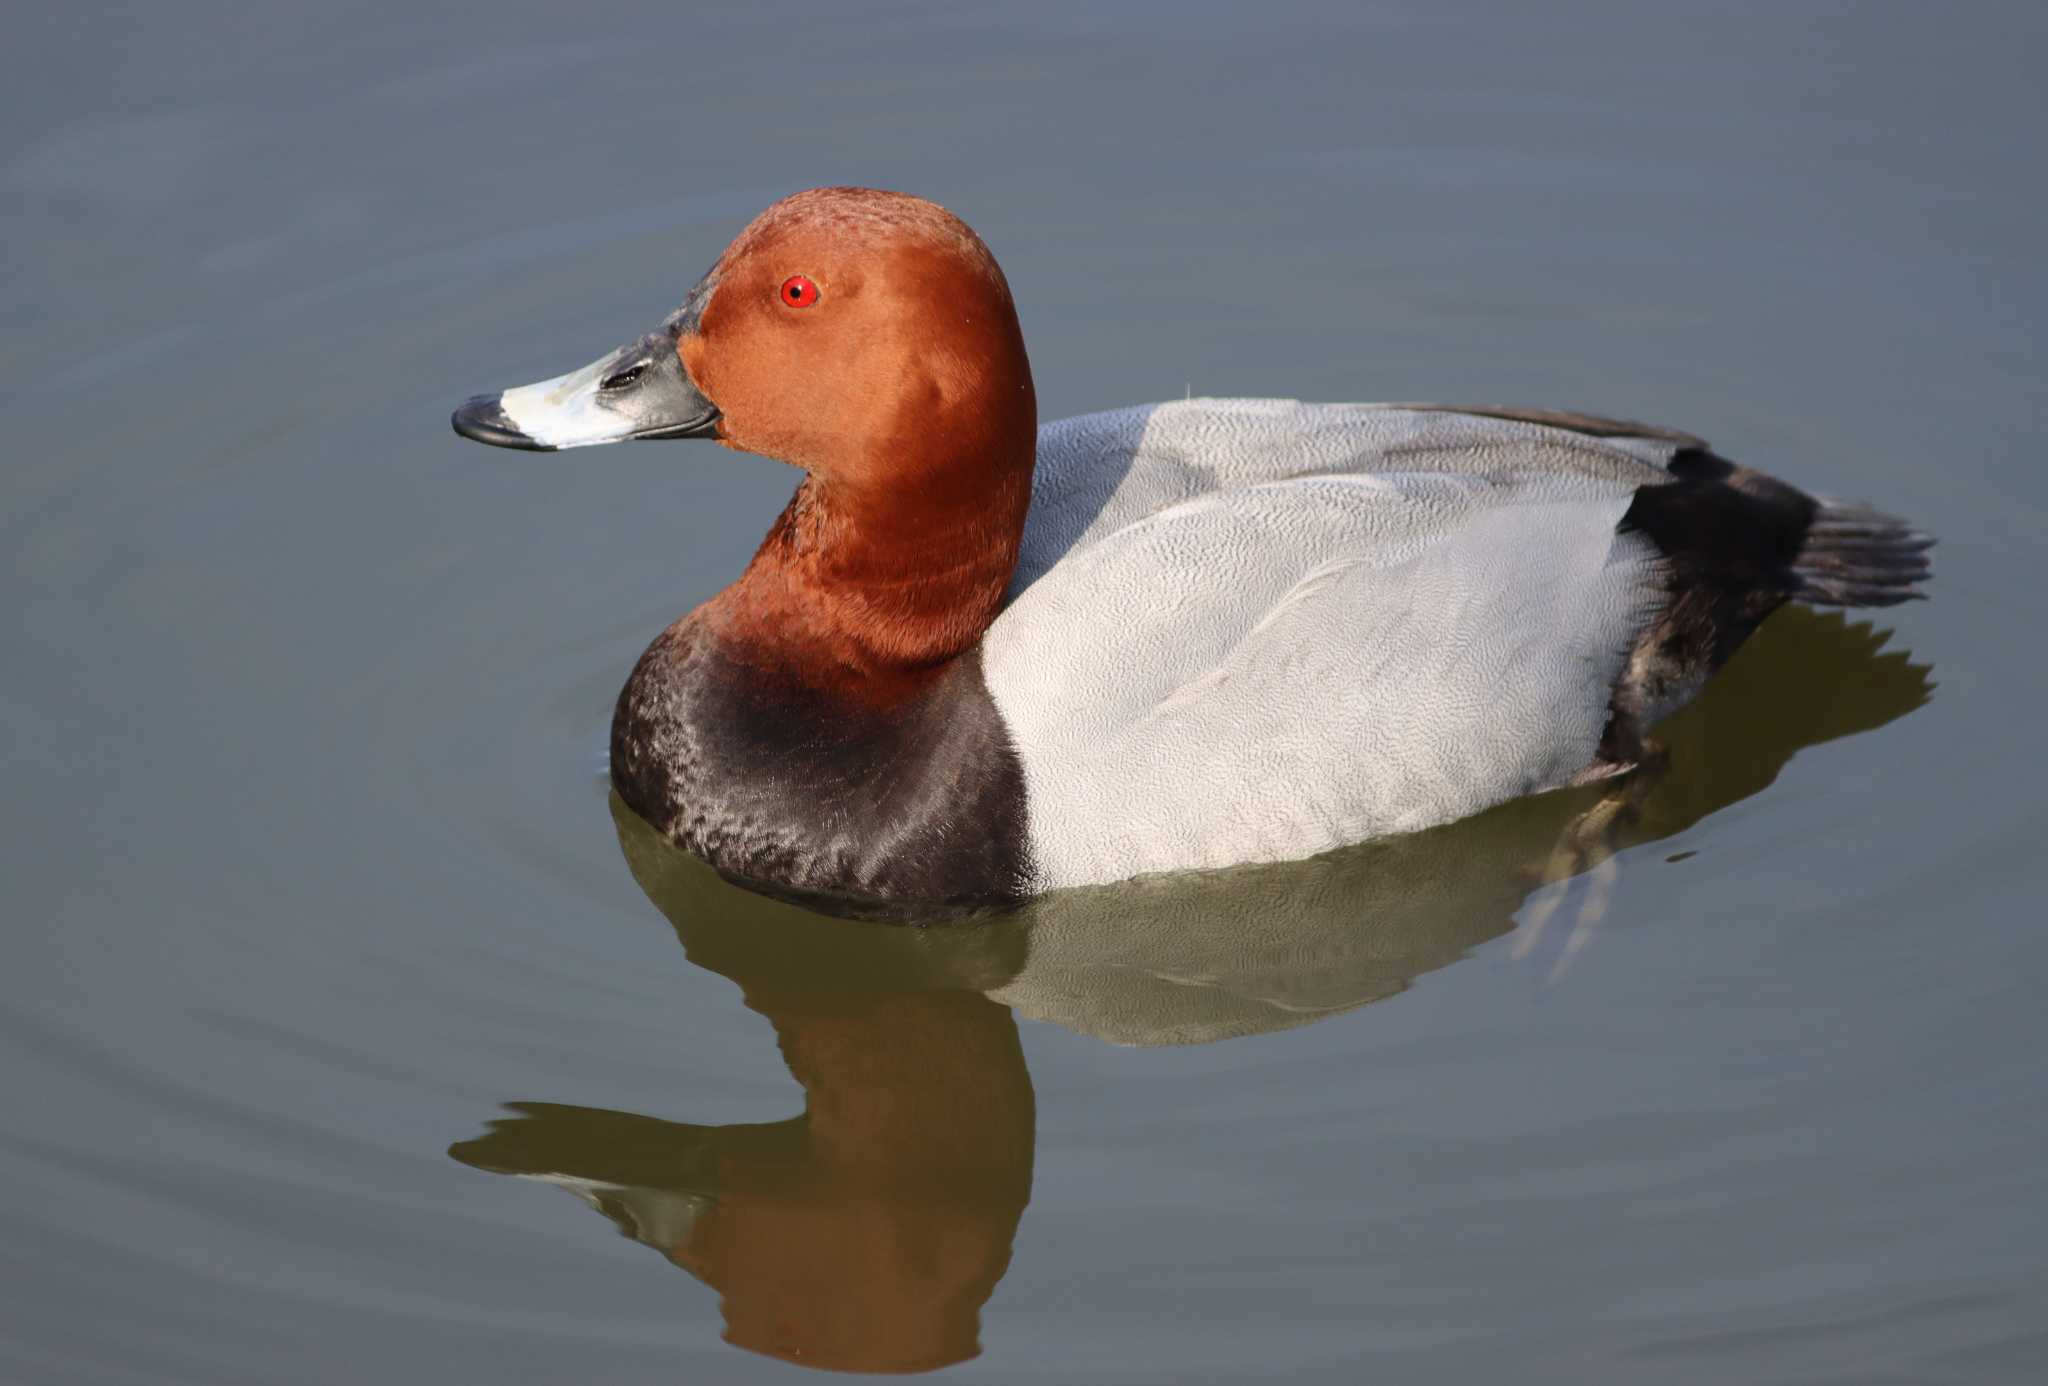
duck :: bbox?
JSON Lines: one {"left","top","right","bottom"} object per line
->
{"left": 452, "top": 185, "right": 1931, "bottom": 906}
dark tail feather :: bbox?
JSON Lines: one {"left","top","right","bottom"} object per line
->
{"left": 1790, "top": 500, "right": 1934, "bottom": 608}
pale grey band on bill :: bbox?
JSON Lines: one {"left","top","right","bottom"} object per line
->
{"left": 452, "top": 268, "right": 722, "bottom": 452}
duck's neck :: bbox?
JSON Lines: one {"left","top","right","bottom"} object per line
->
{"left": 704, "top": 444, "right": 1034, "bottom": 696}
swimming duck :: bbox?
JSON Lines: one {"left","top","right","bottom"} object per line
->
{"left": 453, "top": 186, "right": 1930, "bottom": 905}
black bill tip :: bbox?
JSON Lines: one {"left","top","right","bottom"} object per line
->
{"left": 451, "top": 394, "right": 551, "bottom": 451}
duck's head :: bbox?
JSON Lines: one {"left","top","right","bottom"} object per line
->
{"left": 452, "top": 186, "right": 1035, "bottom": 493}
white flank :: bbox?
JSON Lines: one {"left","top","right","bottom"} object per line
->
{"left": 984, "top": 399, "right": 1679, "bottom": 890}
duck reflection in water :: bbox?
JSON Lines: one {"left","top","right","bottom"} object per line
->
{"left": 450, "top": 608, "right": 1930, "bottom": 1373}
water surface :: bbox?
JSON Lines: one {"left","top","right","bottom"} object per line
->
{"left": 5, "top": 2, "right": 2046, "bottom": 1382}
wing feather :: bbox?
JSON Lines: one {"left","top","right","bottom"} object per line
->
{"left": 988, "top": 399, "right": 1674, "bottom": 889}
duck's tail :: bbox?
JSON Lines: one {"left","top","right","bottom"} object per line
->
{"left": 1790, "top": 499, "right": 1934, "bottom": 608}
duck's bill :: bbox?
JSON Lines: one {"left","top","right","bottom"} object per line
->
{"left": 451, "top": 328, "right": 720, "bottom": 451}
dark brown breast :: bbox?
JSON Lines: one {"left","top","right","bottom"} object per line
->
{"left": 609, "top": 619, "right": 1033, "bottom": 906}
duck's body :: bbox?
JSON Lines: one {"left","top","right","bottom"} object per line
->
{"left": 996, "top": 399, "right": 1687, "bottom": 891}
{"left": 456, "top": 188, "right": 1930, "bottom": 905}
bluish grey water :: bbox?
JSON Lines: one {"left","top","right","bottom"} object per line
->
{"left": 4, "top": 2, "right": 2045, "bottom": 1381}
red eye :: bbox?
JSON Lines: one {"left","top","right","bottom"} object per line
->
{"left": 779, "top": 274, "right": 819, "bottom": 309}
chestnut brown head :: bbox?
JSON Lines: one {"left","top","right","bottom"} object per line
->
{"left": 452, "top": 186, "right": 1036, "bottom": 502}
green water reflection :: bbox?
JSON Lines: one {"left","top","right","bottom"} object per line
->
{"left": 451, "top": 608, "right": 1928, "bottom": 1373}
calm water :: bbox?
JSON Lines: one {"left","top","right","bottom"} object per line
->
{"left": 6, "top": 2, "right": 2046, "bottom": 1381}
